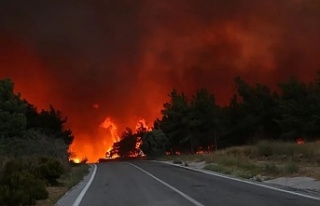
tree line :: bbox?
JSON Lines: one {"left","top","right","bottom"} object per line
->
{"left": 0, "top": 79, "right": 73, "bottom": 146}
{"left": 111, "top": 72, "right": 320, "bottom": 157}
{"left": 0, "top": 78, "right": 73, "bottom": 205}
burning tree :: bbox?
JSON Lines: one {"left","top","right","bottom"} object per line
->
{"left": 108, "top": 119, "right": 150, "bottom": 158}
{"left": 110, "top": 128, "right": 138, "bottom": 158}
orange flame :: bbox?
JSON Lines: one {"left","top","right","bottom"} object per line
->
{"left": 99, "top": 117, "right": 120, "bottom": 143}
{"left": 70, "top": 117, "right": 120, "bottom": 163}
{"left": 135, "top": 118, "right": 152, "bottom": 132}
{"left": 134, "top": 119, "right": 150, "bottom": 157}
{"left": 297, "top": 137, "right": 304, "bottom": 145}
{"left": 69, "top": 117, "right": 152, "bottom": 162}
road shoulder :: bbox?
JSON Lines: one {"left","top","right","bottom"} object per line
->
{"left": 56, "top": 164, "right": 96, "bottom": 206}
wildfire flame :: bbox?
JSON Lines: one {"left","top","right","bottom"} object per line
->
{"left": 297, "top": 137, "right": 304, "bottom": 145}
{"left": 70, "top": 117, "right": 150, "bottom": 162}
{"left": 135, "top": 118, "right": 151, "bottom": 132}
{"left": 2, "top": 0, "right": 320, "bottom": 166}
{"left": 134, "top": 119, "right": 151, "bottom": 157}
{"left": 69, "top": 117, "right": 120, "bottom": 163}
{"left": 99, "top": 117, "right": 120, "bottom": 143}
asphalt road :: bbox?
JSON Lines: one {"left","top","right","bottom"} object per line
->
{"left": 79, "top": 161, "right": 319, "bottom": 206}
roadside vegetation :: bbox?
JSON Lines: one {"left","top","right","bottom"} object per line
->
{"left": 0, "top": 79, "right": 88, "bottom": 206}
{"left": 160, "top": 141, "right": 320, "bottom": 180}
{"left": 110, "top": 71, "right": 320, "bottom": 167}
{"left": 36, "top": 164, "right": 89, "bottom": 206}
{"left": 106, "top": 72, "right": 320, "bottom": 182}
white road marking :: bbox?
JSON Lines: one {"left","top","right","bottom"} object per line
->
{"left": 126, "top": 162, "right": 205, "bottom": 206}
{"left": 72, "top": 164, "right": 97, "bottom": 206}
{"left": 158, "top": 161, "right": 320, "bottom": 201}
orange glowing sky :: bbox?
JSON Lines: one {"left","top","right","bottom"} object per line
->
{"left": 1, "top": 0, "right": 320, "bottom": 162}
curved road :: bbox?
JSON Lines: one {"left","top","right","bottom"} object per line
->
{"left": 79, "top": 161, "right": 319, "bottom": 206}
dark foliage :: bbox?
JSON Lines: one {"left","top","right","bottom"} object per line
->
{"left": 26, "top": 104, "right": 74, "bottom": 145}
{"left": 34, "top": 157, "right": 65, "bottom": 186}
{"left": 0, "top": 78, "right": 72, "bottom": 205}
{"left": 140, "top": 129, "right": 169, "bottom": 156}
{"left": 0, "top": 79, "right": 27, "bottom": 138}
{"left": 0, "top": 160, "right": 48, "bottom": 206}
{"left": 110, "top": 122, "right": 150, "bottom": 158}
{"left": 0, "top": 78, "right": 74, "bottom": 145}
{"left": 147, "top": 71, "right": 320, "bottom": 154}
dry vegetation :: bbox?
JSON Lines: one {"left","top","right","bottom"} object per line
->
{"left": 36, "top": 164, "right": 89, "bottom": 206}
{"left": 161, "top": 141, "right": 320, "bottom": 180}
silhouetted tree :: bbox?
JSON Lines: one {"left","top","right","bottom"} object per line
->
{"left": 141, "top": 129, "right": 168, "bottom": 156}
{"left": 189, "top": 88, "right": 220, "bottom": 151}
{"left": 111, "top": 128, "right": 138, "bottom": 158}
{"left": 25, "top": 104, "right": 74, "bottom": 145}
{"left": 0, "top": 79, "right": 27, "bottom": 138}
{"left": 219, "top": 77, "right": 280, "bottom": 146}
{"left": 276, "top": 76, "right": 320, "bottom": 141}
{"left": 159, "top": 90, "right": 191, "bottom": 153}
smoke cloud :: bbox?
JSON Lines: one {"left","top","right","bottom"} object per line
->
{"left": 1, "top": 0, "right": 320, "bottom": 160}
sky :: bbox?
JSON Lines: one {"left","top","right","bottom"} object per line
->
{"left": 1, "top": 0, "right": 320, "bottom": 161}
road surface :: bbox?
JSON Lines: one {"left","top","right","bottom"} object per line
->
{"left": 79, "top": 161, "right": 319, "bottom": 206}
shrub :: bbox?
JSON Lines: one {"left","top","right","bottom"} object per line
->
{"left": 225, "top": 146, "right": 255, "bottom": 157}
{"left": 204, "top": 154, "right": 259, "bottom": 178}
{"left": 0, "top": 132, "right": 69, "bottom": 163}
{"left": 284, "top": 162, "right": 299, "bottom": 174}
{"left": 234, "top": 169, "right": 257, "bottom": 179}
{"left": 256, "top": 141, "right": 320, "bottom": 163}
{"left": 173, "top": 159, "right": 183, "bottom": 164}
{"left": 0, "top": 160, "right": 48, "bottom": 205}
{"left": 35, "top": 157, "right": 65, "bottom": 186}
{"left": 256, "top": 141, "right": 273, "bottom": 157}
{"left": 264, "top": 163, "right": 280, "bottom": 175}
{"left": 204, "top": 164, "right": 224, "bottom": 173}
{"left": 65, "top": 164, "right": 90, "bottom": 189}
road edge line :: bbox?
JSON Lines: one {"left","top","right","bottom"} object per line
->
{"left": 126, "top": 162, "right": 205, "bottom": 206}
{"left": 72, "top": 164, "right": 97, "bottom": 206}
{"left": 156, "top": 161, "right": 320, "bottom": 201}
